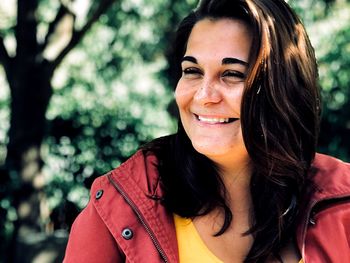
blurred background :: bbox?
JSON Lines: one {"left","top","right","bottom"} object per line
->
{"left": 0, "top": 0, "right": 349, "bottom": 262}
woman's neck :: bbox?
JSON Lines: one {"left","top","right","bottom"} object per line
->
{"left": 219, "top": 159, "right": 253, "bottom": 214}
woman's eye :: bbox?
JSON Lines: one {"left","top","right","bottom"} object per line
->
{"left": 222, "top": 70, "right": 245, "bottom": 80}
{"left": 182, "top": 67, "right": 202, "bottom": 76}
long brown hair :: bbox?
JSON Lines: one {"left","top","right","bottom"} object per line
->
{"left": 143, "top": 0, "right": 320, "bottom": 262}
{"left": 240, "top": 0, "right": 320, "bottom": 261}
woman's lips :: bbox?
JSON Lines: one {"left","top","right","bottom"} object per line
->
{"left": 195, "top": 114, "right": 239, "bottom": 124}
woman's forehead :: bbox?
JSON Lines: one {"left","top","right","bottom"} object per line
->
{"left": 184, "top": 18, "right": 252, "bottom": 63}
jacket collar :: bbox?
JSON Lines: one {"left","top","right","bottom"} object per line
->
{"left": 309, "top": 153, "right": 350, "bottom": 202}
{"left": 108, "top": 151, "right": 350, "bottom": 262}
{"left": 296, "top": 153, "right": 350, "bottom": 259}
{"left": 108, "top": 150, "right": 179, "bottom": 262}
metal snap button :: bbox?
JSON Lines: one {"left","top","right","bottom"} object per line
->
{"left": 122, "top": 228, "right": 133, "bottom": 240}
{"left": 95, "top": 190, "right": 103, "bottom": 199}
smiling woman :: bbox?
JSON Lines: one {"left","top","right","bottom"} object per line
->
{"left": 63, "top": 0, "right": 350, "bottom": 262}
{"left": 175, "top": 18, "right": 251, "bottom": 170}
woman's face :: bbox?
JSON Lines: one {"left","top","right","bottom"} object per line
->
{"left": 175, "top": 18, "right": 252, "bottom": 168}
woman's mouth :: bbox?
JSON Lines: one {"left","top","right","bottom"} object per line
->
{"left": 196, "top": 115, "right": 239, "bottom": 124}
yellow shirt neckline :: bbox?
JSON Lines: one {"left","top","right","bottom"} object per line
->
{"left": 174, "top": 214, "right": 224, "bottom": 263}
{"left": 174, "top": 214, "right": 304, "bottom": 263}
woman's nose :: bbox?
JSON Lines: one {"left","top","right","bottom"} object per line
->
{"left": 193, "top": 79, "right": 222, "bottom": 105}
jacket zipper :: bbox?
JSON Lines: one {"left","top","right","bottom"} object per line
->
{"left": 301, "top": 193, "right": 350, "bottom": 262}
{"left": 107, "top": 173, "right": 169, "bottom": 263}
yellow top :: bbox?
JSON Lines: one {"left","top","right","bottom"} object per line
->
{"left": 174, "top": 214, "right": 304, "bottom": 263}
{"left": 174, "top": 214, "right": 223, "bottom": 263}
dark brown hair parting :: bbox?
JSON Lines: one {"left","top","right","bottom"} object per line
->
{"left": 142, "top": 0, "right": 320, "bottom": 262}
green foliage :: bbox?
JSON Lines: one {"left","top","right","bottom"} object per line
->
{"left": 42, "top": 0, "right": 196, "bottom": 214}
{"left": 290, "top": 0, "right": 350, "bottom": 161}
{"left": 0, "top": 2, "right": 349, "bottom": 259}
{"left": 0, "top": 1, "right": 194, "bottom": 258}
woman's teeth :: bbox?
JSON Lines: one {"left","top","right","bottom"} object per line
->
{"left": 198, "top": 116, "right": 230, "bottom": 123}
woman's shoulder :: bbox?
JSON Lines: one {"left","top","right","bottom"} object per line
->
{"left": 299, "top": 153, "right": 350, "bottom": 231}
{"left": 296, "top": 154, "right": 350, "bottom": 261}
{"left": 313, "top": 153, "right": 350, "bottom": 172}
{"left": 64, "top": 149, "right": 173, "bottom": 262}
{"left": 309, "top": 153, "right": 350, "bottom": 200}
{"left": 91, "top": 149, "right": 161, "bottom": 199}
{"left": 82, "top": 149, "right": 164, "bottom": 241}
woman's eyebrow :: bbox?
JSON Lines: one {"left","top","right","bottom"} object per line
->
{"left": 222, "top": 57, "right": 248, "bottom": 66}
{"left": 181, "top": 56, "right": 247, "bottom": 66}
{"left": 181, "top": 56, "right": 197, "bottom": 64}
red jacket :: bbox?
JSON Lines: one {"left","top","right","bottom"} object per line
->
{"left": 64, "top": 151, "right": 350, "bottom": 263}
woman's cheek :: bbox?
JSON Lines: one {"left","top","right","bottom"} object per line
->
{"left": 174, "top": 81, "right": 191, "bottom": 107}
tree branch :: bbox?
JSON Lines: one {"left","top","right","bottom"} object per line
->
{"left": 40, "top": 3, "right": 72, "bottom": 52}
{"left": 51, "top": 0, "right": 118, "bottom": 70}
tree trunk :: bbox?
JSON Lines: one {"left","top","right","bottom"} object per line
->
{"left": 5, "top": 59, "right": 54, "bottom": 261}
{"left": 0, "top": 0, "right": 117, "bottom": 261}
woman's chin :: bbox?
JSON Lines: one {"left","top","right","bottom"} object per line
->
{"left": 192, "top": 141, "right": 250, "bottom": 165}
